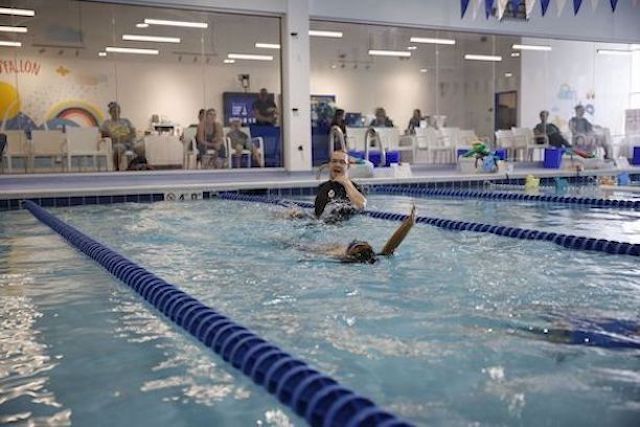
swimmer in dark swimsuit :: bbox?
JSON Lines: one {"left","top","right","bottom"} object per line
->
{"left": 297, "top": 205, "right": 415, "bottom": 263}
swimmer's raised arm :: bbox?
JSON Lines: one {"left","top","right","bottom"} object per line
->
{"left": 379, "top": 205, "right": 416, "bottom": 256}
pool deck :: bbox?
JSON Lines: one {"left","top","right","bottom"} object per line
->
{"left": 1, "top": 163, "right": 639, "bottom": 199}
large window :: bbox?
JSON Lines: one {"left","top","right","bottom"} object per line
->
{"left": 0, "top": 0, "right": 282, "bottom": 173}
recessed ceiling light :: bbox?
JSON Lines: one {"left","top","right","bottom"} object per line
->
{"left": 504, "top": 72, "right": 513, "bottom": 77}
{"left": 98, "top": 51, "right": 107, "bottom": 57}
{"left": 136, "top": 23, "right": 149, "bottom": 28}
{"left": 0, "top": 7, "right": 35, "bottom": 17}
{"left": 511, "top": 52, "right": 520, "bottom": 57}
{"left": 223, "top": 59, "right": 235, "bottom": 64}
{"left": 368, "top": 49, "right": 411, "bottom": 57}
{"left": 331, "top": 64, "right": 337, "bottom": 69}
{"left": 144, "top": 19, "right": 208, "bottom": 29}
{"left": 255, "top": 43, "right": 280, "bottom": 49}
{"left": 512, "top": 44, "right": 552, "bottom": 51}
{"left": 309, "top": 30, "right": 343, "bottom": 38}
{"left": 464, "top": 54, "right": 502, "bottom": 62}
{"left": 597, "top": 49, "right": 632, "bottom": 56}
{"left": 407, "top": 46, "right": 417, "bottom": 50}
{"left": 420, "top": 68, "right": 428, "bottom": 73}
{"left": 105, "top": 46, "right": 159, "bottom": 55}
{"left": 0, "top": 26, "right": 27, "bottom": 33}
{"left": 122, "top": 34, "right": 180, "bottom": 43}
{"left": 227, "top": 53, "right": 273, "bottom": 61}
{"left": 0, "top": 40, "right": 22, "bottom": 47}
{"left": 410, "top": 37, "right": 456, "bottom": 45}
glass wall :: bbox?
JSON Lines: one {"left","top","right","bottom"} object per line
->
{"left": 0, "top": 0, "right": 282, "bottom": 173}
{"left": 309, "top": 20, "right": 638, "bottom": 163}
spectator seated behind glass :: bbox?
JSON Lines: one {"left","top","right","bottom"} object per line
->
{"left": 329, "top": 108, "right": 348, "bottom": 151}
{"left": 100, "top": 101, "right": 145, "bottom": 171}
{"left": 196, "top": 108, "right": 226, "bottom": 169}
{"left": 369, "top": 107, "right": 394, "bottom": 128}
{"left": 227, "top": 119, "right": 263, "bottom": 168}
{"left": 533, "top": 110, "right": 570, "bottom": 148}
{"left": 569, "top": 104, "right": 613, "bottom": 160}
{"left": 253, "top": 88, "right": 278, "bottom": 126}
{"left": 406, "top": 109, "right": 423, "bottom": 135}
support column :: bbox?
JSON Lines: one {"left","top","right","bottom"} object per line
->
{"left": 281, "top": 0, "right": 311, "bottom": 171}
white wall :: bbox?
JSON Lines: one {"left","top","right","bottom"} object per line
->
{"left": 520, "top": 38, "right": 632, "bottom": 135}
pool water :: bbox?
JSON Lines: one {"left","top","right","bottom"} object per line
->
{"left": 2, "top": 196, "right": 640, "bottom": 426}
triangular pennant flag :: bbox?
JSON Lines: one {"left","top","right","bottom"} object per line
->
{"left": 485, "top": 0, "right": 495, "bottom": 18}
{"left": 590, "top": 0, "right": 599, "bottom": 11}
{"left": 461, "top": 0, "right": 472, "bottom": 17}
{"left": 472, "top": 0, "right": 484, "bottom": 19}
{"left": 541, "top": 0, "right": 551, "bottom": 15}
{"left": 525, "top": 0, "right": 536, "bottom": 18}
{"left": 557, "top": 0, "right": 568, "bottom": 16}
{"left": 497, "top": 0, "right": 508, "bottom": 19}
{"left": 573, "top": 0, "right": 583, "bottom": 14}
{"left": 609, "top": 0, "right": 618, "bottom": 11}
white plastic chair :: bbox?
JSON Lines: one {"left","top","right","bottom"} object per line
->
{"left": 511, "top": 127, "right": 540, "bottom": 161}
{"left": 1, "top": 130, "right": 29, "bottom": 173}
{"left": 182, "top": 127, "right": 198, "bottom": 169}
{"left": 65, "top": 127, "right": 112, "bottom": 172}
{"left": 224, "top": 127, "right": 264, "bottom": 169}
{"left": 431, "top": 128, "right": 454, "bottom": 163}
{"left": 30, "top": 130, "right": 66, "bottom": 172}
{"left": 495, "top": 130, "right": 515, "bottom": 161}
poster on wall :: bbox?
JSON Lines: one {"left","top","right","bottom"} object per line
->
{"left": 310, "top": 94, "right": 336, "bottom": 128}
{"left": 222, "top": 92, "right": 276, "bottom": 126}
{"left": 626, "top": 109, "right": 640, "bottom": 135}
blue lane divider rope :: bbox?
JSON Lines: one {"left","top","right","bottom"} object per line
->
{"left": 22, "top": 200, "right": 411, "bottom": 427}
{"left": 217, "top": 193, "right": 640, "bottom": 257}
{"left": 372, "top": 186, "right": 640, "bottom": 210}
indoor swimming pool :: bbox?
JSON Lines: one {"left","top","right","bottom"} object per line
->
{"left": 1, "top": 195, "right": 639, "bottom": 426}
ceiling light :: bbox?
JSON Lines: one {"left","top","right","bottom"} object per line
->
{"left": 105, "top": 46, "right": 159, "bottom": 55}
{"left": 330, "top": 64, "right": 337, "bottom": 69}
{"left": 410, "top": 37, "right": 456, "bottom": 45}
{"left": 597, "top": 49, "right": 632, "bottom": 56}
{"left": 227, "top": 53, "right": 273, "bottom": 61}
{"left": 136, "top": 23, "right": 149, "bottom": 28}
{"left": 98, "top": 51, "right": 107, "bottom": 57}
{"left": 512, "top": 44, "right": 552, "bottom": 51}
{"left": 223, "top": 59, "right": 235, "bottom": 64}
{"left": 420, "top": 68, "right": 428, "bottom": 73}
{"left": 123, "top": 34, "right": 180, "bottom": 43}
{"left": 464, "top": 54, "right": 502, "bottom": 62}
{"left": 0, "top": 7, "right": 35, "bottom": 17}
{"left": 0, "top": 40, "right": 22, "bottom": 47}
{"left": 407, "top": 46, "right": 417, "bottom": 50}
{"left": 309, "top": 30, "right": 343, "bottom": 38}
{"left": 511, "top": 52, "right": 520, "bottom": 57}
{"left": 0, "top": 26, "right": 27, "bottom": 33}
{"left": 144, "top": 19, "right": 208, "bottom": 29}
{"left": 504, "top": 72, "right": 513, "bottom": 77}
{"left": 368, "top": 49, "right": 411, "bottom": 57}
{"left": 255, "top": 42, "right": 280, "bottom": 49}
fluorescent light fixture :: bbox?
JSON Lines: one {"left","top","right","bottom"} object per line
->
{"left": 223, "top": 59, "right": 235, "bottom": 64}
{"left": 105, "top": 46, "right": 159, "bottom": 55}
{"left": 144, "top": 19, "right": 208, "bottom": 29}
{"left": 410, "top": 37, "right": 456, "bottom": 45}
{"left": 407, "top": 46, "right": 417, "bottom": 50}
{"left": 512, "top": 44, "right": 552, "bottom": 51}
{"left": 331, "top": 64, "right": 337, "bottom": 69}
{"left": 309, "top": 30, "right": 343, "bottom": 38}
{"left": 464, "top": 54, "right": 502, "bottom": 62}
{"left": 136, "top": 23, "right": 149, "bottom": 28}
{"left": 0, "top": 26, "right": 27, "bottom": 33}
{"left": 511, "top": 52, "right": 521, "bottom": 57}
{"left": 0, "top": 40, "right": 22, "bottom": 47}
{"left": 255, "top": 42, "right": 280, "bottom": 49}
{"left": 504, "top": 72, "right": 513, "bottom": 77}
{"left": 227, "top": 53, "right": 273, "bottom": 61}
{"left": 368, "top": 49, "right": 411, "bottom": 57}
{"left": 420, "top": 68, "right": 428, "bottom": 73}
{"left": 597, "top": 49, "right": 632, "bottom": 56}
{"left": 0, "top": 7, "right": 35, "bottom": 17}
{"left": 98, "top": 51, "right": 107, "bottom": 57}
{"left": 123, "top": 34, "right": 180, "bottom": 43}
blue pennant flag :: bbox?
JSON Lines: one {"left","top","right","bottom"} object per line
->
{"left": 573, "top": 0, "right": 583, "bottom": 14}
{"left": 485, "top": 0, "right": 495, "bottom": 18}
{"left": 610, "top": 0, "right": 619, "bottom": 11}
{"left": 461, "top": 0, "right": 471, "bottom": 17}
{"left": 541, "top": 0, "right": 551, "bottom": 15}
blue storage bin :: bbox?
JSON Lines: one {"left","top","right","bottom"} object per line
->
{"left": 385, "top": 150, "right": 400, "bottom": 166}
{"left": 368, "top": 150, "right": 382, "bottom": 167}
{"left": 457, "top": 149, "right": 469, "bottom": 159}
{"left": 543, "top": 148, "right": 563, "bottom": 169}
{"left": 348, "top": 150, "right": 365, "bottom": 160}
{"left": 632, "top": 147, "right": 640, "bottom": 165}
{"left": 495, "top": 149, "right": 507, "bottom": 161}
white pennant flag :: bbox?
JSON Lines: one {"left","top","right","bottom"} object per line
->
{"left": 497, "top": 0, "right": 509, "bottom": 19}
{"left": 556, "top": 0, "right": 568, "bottom": 16}
{"left": 525, "top": 0, "right": 536, "bottom": 17}
{"left": 472, "top": 0, "right": 484, "bottom": 19}
{"left": 590, "top": 0, "right": 599, "bottom": 11}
